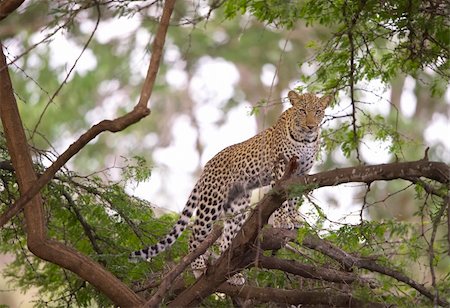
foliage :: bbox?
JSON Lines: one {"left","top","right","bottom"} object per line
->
{"left": 225, "top": 0, "right": 449, "bottom": 85}
{"left": 0, "top": 142, "right": 189, "bottom": 306}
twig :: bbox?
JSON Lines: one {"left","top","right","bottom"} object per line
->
{"left": 31, "top": 1, "right": 101, "bottom": 139}
{"left": 348, "top": 28, "right": 361, "bottom": 163}
{"left": 60, "top": 189, "right": 104, "bottom": 257}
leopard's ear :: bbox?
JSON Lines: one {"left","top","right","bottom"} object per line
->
{"left": 288, "top": 90, "right": 301, "bottom": 106}
{"left": 320, "top": 94, "right": 332, "bottom": 109}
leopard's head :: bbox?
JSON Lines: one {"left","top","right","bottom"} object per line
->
{"left": 287, "top": 91, "right": 331, "bottom": 137}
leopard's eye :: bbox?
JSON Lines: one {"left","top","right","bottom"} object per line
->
{"left": 299, "top": 109, "right": 306, "bottom": 116}
{"left": 315, "top": 110, "right": 322, "bottom": 116}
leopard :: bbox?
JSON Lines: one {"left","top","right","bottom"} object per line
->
{"left": 129, "top": 90, "right": 331, "bottom": 285}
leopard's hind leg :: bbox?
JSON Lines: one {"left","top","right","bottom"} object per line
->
{"left": 189, "top": 199, "right": 223, "bottom": 279}
{"left": 219, "top": 192, "right": 251, "bottom": 285}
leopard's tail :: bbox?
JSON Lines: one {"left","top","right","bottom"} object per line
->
{"left": 128, "top": 189, "right": 198, "bottom": 262}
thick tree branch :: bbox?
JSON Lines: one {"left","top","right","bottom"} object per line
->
{"left": 0, "top": 0, "right": 175, "bottom": 228}
{"left": 281, "top": 160, "right": 448, "bottom": 191}
{"left": 0, "top": 0, "right": 24, "bottom": 21}
{"left": 256, "top": 253, "right": 366, "bottom": 285}
{"left": 217, "top": 284, "right": 385, "bottom": 307}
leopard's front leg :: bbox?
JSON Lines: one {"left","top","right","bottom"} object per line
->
{"left": 271, "top": 154, "right": 303, "bottom": 229}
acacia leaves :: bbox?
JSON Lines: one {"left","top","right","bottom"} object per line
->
{"left": 0, "top": 145, "right": 179, "bottom": 307}
{"left": 225, "top": 0, "right": 449, "bottom": 87}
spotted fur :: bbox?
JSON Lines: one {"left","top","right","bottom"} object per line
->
{"left": 130, "top": 91, "right": 330, "bottom": 283}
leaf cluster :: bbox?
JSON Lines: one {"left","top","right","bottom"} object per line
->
{"left": 0, "top": 140, "right": 187, "bottom": 307}
{"left": 225, "top": 0, "right": 449, "bottom": 88}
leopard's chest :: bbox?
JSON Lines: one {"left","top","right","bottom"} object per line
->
{"left": 282, "top": 140, "right": 318, "bottom": 175}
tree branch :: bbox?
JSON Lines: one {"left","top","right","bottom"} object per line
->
{"left": 255, "top": 253, "right": 369, "bottom": 285}
{"left": 0, "top": 0, "right": 25, "bottom": 21}
{"left": 280, "top": 160, "right": 448, "bottom": 191}
{"left": 218, "top": 284, "right": 385, "bottom": 307}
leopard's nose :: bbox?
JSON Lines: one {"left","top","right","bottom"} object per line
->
{"left": 307, "top": 125, "right": 314, "bottom": 130}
